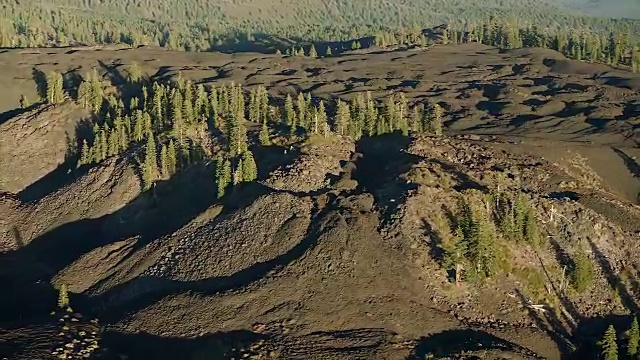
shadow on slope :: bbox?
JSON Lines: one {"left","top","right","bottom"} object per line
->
{"left": 97, "top": 186, "right": 337, "bottom": 324}
{"left": 411, "top": 329, "right": 541, "bottom": 359}
{"left": 101, "top": 329, "right": 263, "bottom": 360}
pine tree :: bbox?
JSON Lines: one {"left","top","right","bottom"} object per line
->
{"left": 442, "top": 226, "right": 468, "bottom": 286}
{"left": 598, "top": 325, "right": 618, "bottom": 360}
{"left": 142, "top": 132, "right": 158, "bottom": 190}
{"left": 77, "top": 81, "right": 91, "bottom": 108}
{"left": 385, "top": 94, "right": 396, "bottom": 132}
{"left": 259, "top": 121, "right": 270, "bottom": 146}
{"left": 284, "top": 93, "right": 296, "bottom": 128}
{"left": 167, "top": 139, "right": 177, "bottom": 175}
{"left": 19, "top": 94, "right": 30, "bottom": 109}
{"left": 46, "top": 71, "right": 64, "bottom": 104}
{"left": 431, "top": 103, "right": 444, "bottom": 135}
{"left": 107, "top": 128, "right": 119, "bottom": 156}
{"left": 571, "top": 245, "right": 595, "bottom": 293}
{"left": 628, "top": 317, "right": 639, "bottom": 356}
{"left": 325, "top": 46, "right": 332, "bottom": 57}
{"left": 79, "top": 139, "right": 90, "bottom": 166}
{"left": 160, "top": 143, "right": 169, "bottom": 177}
{"left": 397, "top": 92, "right": 409, "bottom": 136}
{"left": 296, "top": 93, "right": 307, "bottom": 129}
{"left": 215, "top": 154, "right": 230, "bottom": 199}
{"left": 316, "top": 101, "right": 328, "bottom": 134}
{"left": 233, "top": 158, "right": 244, "bottom": 185}
{"left": 127, "top": 61, "right": 142, "bottom": 83}
{"left": 336, "top": 99, "right": 351, "bottom": 135}
{"left": 241, "top": 150, "right": 258, "bottom": 182}
{"left": 90, "top": 69, "right": 103, "bottom": 113}
{"left": 57, "top": 284, "right": 69, "bottom": 309}
{"left": 309, "top": 44, "right": 318, "bottom": 58}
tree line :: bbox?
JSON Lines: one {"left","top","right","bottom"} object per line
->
{"left": 0, "top": 0, "right": 638, "bottom": 54}
{"left": 40, "top": 64, "right": 445, "bottom": 197}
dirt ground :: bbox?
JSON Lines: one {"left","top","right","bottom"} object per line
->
{"left": 1, "top": 43, "right": 640, "bottom": 359}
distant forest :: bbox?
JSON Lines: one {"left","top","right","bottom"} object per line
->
{"left": 0, "top": 0, "right": 639, "bottom": 51}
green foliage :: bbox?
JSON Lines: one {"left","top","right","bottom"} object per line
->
{"left": 598, "top": 325, "right": 618, "bottom": 360}
{"left": 57, "top": 284, "right": 69, "bottom": 309}
{"left": 241, "top": 150, "right": 258, "bottom": 182}
{"left": 215, "top": 155, "right": 231, "bottom": 199}
{"left": 142, "top": 132, "right": 158, "bottom": 190}
{"left": 259, "top": 122, "right": 271, "bottom": 146}
{"left": 570, "top": 245, "right": 595, "bottom": 293}
{"left": 45, "top": 71, "right": 65, "bottom": 104}
{"left": 628, "top": 317, "right": 639, "bottom": 356}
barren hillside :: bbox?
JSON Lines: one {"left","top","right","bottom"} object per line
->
{"left": 1, "top": 42, "right": 640, "bottom": 360}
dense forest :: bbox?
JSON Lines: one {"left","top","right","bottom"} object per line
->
{"left": 0, "top": 0, "right": 639, "bottom": 52}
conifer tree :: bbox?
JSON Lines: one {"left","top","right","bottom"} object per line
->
{"left": 167, "top": 139, "right": 177, "bottom": 175}
{"left": 107, "top": 128, "right": 119, "bottom": 156}
{"left": 77, "top": 80, "right": 91, "bottom": 108}
{"left": 599, "top": 325, "right": 618, "bottom": 360}
{"left": 442, "top": 226, "right": 468, "bottom": 286}
{"left": 571, "top": 245, "right": 595, "bottom": 293}
{"left": 365, "top": 92, "right": 377, "bottom": 136}
{"left": 79, "top": 139, "right": 90, "bottom": 166}
{"left": 336, "top": 99, "right": 351, "bottom": 136}
{"left": 127, "top": 61, "right": 142, "bottom": 83}
{"left": 309, "top": 44, "right": 318, "bottom": 58}
{"left": 19, "top": 94, "right": 30, "bottom": 109}
{"left": 296, "top": 93, "right": 307, "bottom": 129}
{"left": 385, "top": 94, "right": 396, "bottom": 132}
{"left": 215, "top": 154, "right": 229, "bottom": 199}
{"left": 142, "top": 132, "right": 158, "bottom": 190}
{"left": 57, "top": 284, "right": 69, "bottom": 309}
{"left": 160, "top": 143, "right": 169, "bottom": 177}
{"left": 325, "top": 46, "right": 332, "bottom": 57}
{"left": 233, "top": 159, "right": 244, "bottom": 185}
{"left": 259, "top": 121, "right": 270, "bottom": 146}
{"left": 46, "top": 71, "right": 64, "bottom": 104}
{"left": 284, "top": 93, "right": 296, "bottom": 127}
{"left": 628, "top": 317, "right": 639, "bottom": 356}
{"left": 316, "top": 101, "right": 328, "bottom": 134}
{"left": 241, "top": 150, "right": 258, "bottom": 182}
{"left": 431, "top": 103, "right": 444, "bottom": 135}
{"left": 99, "top": 125, "right": 108, "bottom": 161}
{"left": 90, "top": 69, "right": 103, "bottom": 113}
{"left": 397, "top": 92, "right": 409, "bottom": 136}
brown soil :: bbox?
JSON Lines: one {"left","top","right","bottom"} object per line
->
{"left": 2, "top": 43, "right": 640, "bottom": 360}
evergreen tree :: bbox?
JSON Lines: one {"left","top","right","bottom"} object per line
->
{"left": 57, "top": 284, "right": 70, "bottom": 309}
{"left": 77, "top": 80, "right": 91, "bottom": 108}
{"left": 315, "top": 100, "right": 328, "bottom": 134}
{"left": 325, "top": 46, "right": 332, "bottom": 56}
{"left": 167, "top": 139, "right": 177, "bottom": 175}
{"left": 284, "top": 93, "right": 296, "bottom": 128}
{"left": 571, "top": 245, "right": 595, "bottom": 293}
{"left": 259, "top": 121, "right": 270, "bottom": 146}
{"left": 127, "top": 61, "right": 142, "bottom": 83}
{"left": 215, "top": 154, "right": 230, "bottom": 199}
{"left": 233, "top": 158, "right": 244, "bottom": 185}
{"left": 90, "top": 69, "right": 103, "bottom": 113}
{"left": 628, "top": 317, "right": 639, "bottom": 356}
{"left": 142, "top": 132, "right": 158, "bottom": 190}
{"left": 336, "top": 99, "right": 351, "bottom": 135}
{"left": 296, "top": 93, "right": 307, "bottom": 129}
{"left": 598, "top": 325, "right": 618, "bottom": 360}
{"left": 19, "top": 94, "right": 30, "bottom": 109}
{"left": 241, "top": 150, "right": 258, "bottom": 182}
{"left": 431, "top": 103, "right": 444, "bottom": 135}
{"left": 160, "top": 143, "right": 169, "bottom": 177}
{"left": 46, "top": 71, "right": 64, "bottom": 104}
{"left": 442, "top": 226, "right": 468, "bottom": 286}
{"left": 79, "top": 139, "right": 90, "bottom": 166}
{"left": 309, "top": 44, "right": 318, "bottom": 58}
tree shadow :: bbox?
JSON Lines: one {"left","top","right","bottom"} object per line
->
{"left": 353, "top": 133, "right": 422, "bottom": 225}
{"left": 547, "top": 238, "right": 583, "bottom": 327}
{"left": 94, "top": 184, "right": 338, "bottom": 323}
{"left": 410, "top": 328, "right": 541, "bottom": 359}
{"left": 586, "top": 237, "right": 638, "bottom": 314}
{"left": 31, "top": 67, "right": 47, "bottom": 101}
{"left": 513, "top": 289, "right": 575, "bottom": 357}
{"left": 101, "top": 329, "right": 264, "bottom": 360}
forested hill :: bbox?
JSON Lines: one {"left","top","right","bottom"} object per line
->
{"left": 0, "top": 0, "right": 639, "bottom": 51}
{"left": 556, "top": 0, "right": 640, "bottom": 19}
